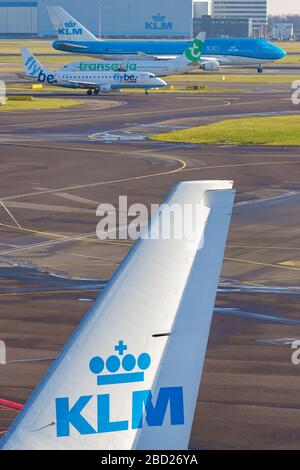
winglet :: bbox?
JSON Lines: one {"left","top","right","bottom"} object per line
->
{"left": 1, "top": 181, "right": 235, "bottom": 450}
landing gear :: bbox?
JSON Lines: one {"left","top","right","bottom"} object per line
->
{"left": 94, "top": 89, "right": 100, "bottom": 95}
{"left": 257, "top": 65, "right": 263, "bottom": 74}
{"left": 145, "top": 89, "right": 149, "bottom": 95}
{"left": 87, "top": 89, "right": 93, "bottom": 95}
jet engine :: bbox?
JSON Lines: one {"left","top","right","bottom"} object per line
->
{"left": 200, "top": 61, "right": 220, "bottom": 71}
{"left": 99, "top": 84, "right": 112, "bottom": 93}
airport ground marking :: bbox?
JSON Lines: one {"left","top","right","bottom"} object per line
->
{"left": 0, "top": 160, "right": 298, "bottom": 256}
{"left": 0, "top": 153, "right": 298, "bottom": 260}
{"left": 0, "top": 93, "right": 292, "bottom": 133}
{"left": 244, "top": 276, "right": 300, "bottom": 283}
{"left": 228, "top": 245, "right": 300, "bottom": 251}
{"left": 0, "top": 99, "right": 233, "bottom": 129}
{"left": 0, "top": 222, "right": 132, "bottom": 256}
{"left": 0, "top": 144, "right": 186, "bottom": 202}
{"left": 180, "top": 160, "right": 300, "bottom": 174}
{"left": 0, "top": 147, "right": 299, "bottom": 203}
{"left": 0, "top": 201, "right": 22, "bottom": 229}
{"left": 225, "top": 257, "right": 300, "bottom": 272}
{"left": 0, "top": 289, "right": 99, "bottom": 298}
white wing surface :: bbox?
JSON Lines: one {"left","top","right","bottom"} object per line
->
{"left": 1, "top": 181, "right": 235, "bottom": 450}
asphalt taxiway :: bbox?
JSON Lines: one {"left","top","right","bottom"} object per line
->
{"left": 0, "top": 84, "right": 300, "bottom": 449}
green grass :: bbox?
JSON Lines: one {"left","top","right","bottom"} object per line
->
{"left": 279, "top": 54, "right": 300, "bottom": 64}
{"left": 168, "top": 73, "right": 300, "bottom": 84}
{"left": 0, "top": 97, "right": 83, "bottom": 111}
{"left": 121, "top": 85, "right": 249, "bottom": 94}
{"left": 149, "top": 115, "right": 300, "bottom": 146}
{"left": 0, "top": 39, "right": 65, "bottom": 55}
{"left": 273, "top": 41, "right": 300, "bottom": 54}
{"left": 0, "top": 54, "right": 92, "bottom": 64}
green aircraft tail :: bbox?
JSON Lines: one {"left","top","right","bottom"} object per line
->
{"left": 184, "top": 32, "right": 206, "bottom": 63}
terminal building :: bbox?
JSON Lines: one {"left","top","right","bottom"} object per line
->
{"left": 193, "top": 15, "right": 252, "bottom": 38}
{"left": 212, "top": 0, "right": 267, "bottom": 35}
{"left": 0, "top": 0, "right": 193, "bottom": 38}
{"left": 271, "top": 22, "right": 294, "bottom": 41}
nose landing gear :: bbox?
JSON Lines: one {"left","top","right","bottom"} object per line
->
{"left": 145, "top": 89, "right": 149, "bottom": 95}
{"left": 257, "top": 65, "right": 263, "bottom": 74}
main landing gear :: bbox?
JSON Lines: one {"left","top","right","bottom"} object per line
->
{"left": 257, "top": 65, "right": 263, "bottom": 74}
{"left": 87, "top": 89, "right": 100, "bottom": 96}
{"left": 145, "top": 89, "right": 149, "bottom": 95}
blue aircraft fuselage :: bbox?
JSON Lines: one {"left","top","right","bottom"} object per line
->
{"left": 53, "top": 37, "right": 286, "bottom": 63}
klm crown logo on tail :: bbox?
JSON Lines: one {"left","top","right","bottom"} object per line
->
{"left": 55, "top": 341, "right": 184, "bottom": 437}
{"left": 58, "top": 20, "right": 83, "bottom": 36}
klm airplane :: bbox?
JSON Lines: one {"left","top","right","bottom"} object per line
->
{"left": 48, "top": 6, "right": 286, "bottom": 74}
{"left": 0, "top": 181, "right": 235, "bottom": 449}
{"left": 61, "top": 33, "right": 207, "bottom": 78}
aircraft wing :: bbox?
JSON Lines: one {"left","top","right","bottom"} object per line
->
{"left": 200, "top": 55, "right": 219, "bottom": 62}
{"left": 55, "top": 42, "right": 90, "bottom": 51}
{"left": 136, "top": 52, "right": 176, "bottom": 60}
{"left": 0, "top": 181, "right": 235, "bottom": 450}
{"left": 60, "top": 79, "right": 98, "bottom": 88}
{"left": 200, "top": 55, "right": 233, "bottom": 66}
{"left": 17, "top": 73, "right": 36, "bottom": 80}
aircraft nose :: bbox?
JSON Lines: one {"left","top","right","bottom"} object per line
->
{"left": 274, "top": 45, "right": 286, "bottom": 60}
{"left": 159, "top": 78, "right": 167, "bottom": 86}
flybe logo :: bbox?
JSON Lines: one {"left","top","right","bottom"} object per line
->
{"left": 58, "top": 20, "right": 83, "bottom": 36}
{"left": 25, "top": 56, "right": 57, "bottom": 84}
{"left": 113, "top": 73, "right": 137, "bottom": 84}
{"left": 145, "top": 13, "right": 173, "bottom": 31}
{"left": 55, "top": 341, "right": 184, "bottom": 437}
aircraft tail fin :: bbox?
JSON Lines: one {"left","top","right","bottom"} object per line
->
{"left": 47, "top": 6, "right": 99, "bottom": 42}
{"left": 181, "top": 32, "right": 206, "bottom": 63}
{"left": 1, "top": 181, "right": 235, "bottom": 450}
{"left": 20, "top": 48, "right": 53, "bottom": 80}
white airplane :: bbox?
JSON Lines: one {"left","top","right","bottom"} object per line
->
{"left": 60, "top": 33, "right": 206, "bottom": 77}
{"left": 20, "top": 48, "right": 167, "bottom": 95}
{"left": 0, "top": 180, "right": 235, "bottom": 450}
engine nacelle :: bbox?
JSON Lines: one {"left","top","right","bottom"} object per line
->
{"left": 201, "top": 61, "right": 220, "bottom": 72}
{"left": 99, "top": 84, "right": 112, "bottom": 93}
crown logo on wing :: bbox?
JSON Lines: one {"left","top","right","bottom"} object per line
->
{"left": 153, "top": 13, "right": 166, "bottom": 22}
{"left": 89, "top": 341, "right": 151, "bottom": 386}
{"left": 65, "top": 20, "right": 76, "bottom": 28}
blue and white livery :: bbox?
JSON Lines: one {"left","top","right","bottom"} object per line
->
{"left": 0, "top": 181, "right": 235, "bottom": 450}
{"left": 20, "top": 48, "right": 166, "bottom": 95}
{"left": 48, "top": 6, "right": 286, "bottom": 73}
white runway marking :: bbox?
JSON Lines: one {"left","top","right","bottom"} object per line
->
{"left": 0, "top": 201, "right": 22, "bottom": 229}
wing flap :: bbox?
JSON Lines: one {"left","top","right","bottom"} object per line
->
{"left": 61, "top": 79, "right": 97, "bottom": 88}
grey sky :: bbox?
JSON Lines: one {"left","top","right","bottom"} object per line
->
{"left": 269, "top": 0, "right": 300, "bottom": 15}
